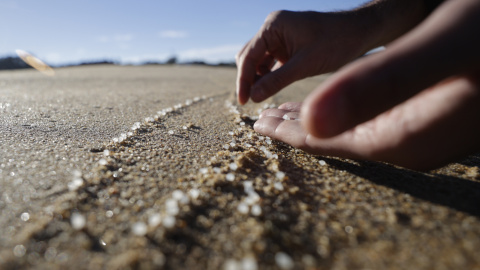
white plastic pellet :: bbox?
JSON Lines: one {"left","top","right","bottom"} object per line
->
{"left": 229, "top": 163, "right": 238, "bottom": 171}
{"left": 223, "top": 259, "right": 241, "bottom": 270}
{"left": 226, "top": 173, "right": 235, "bottom": 181}
{"left": 162, "top": 215, "right": 176, "bottom": 228}
{"left": 237, "top": 203, "right": 249, "bottom": 214}
{"left": 251, "top": 205, "right": 262, "bottom": 216}
{"left": 68, "top": 178, "right": 84, "bottom": 191}
{"left": 165, "top": 199, "right": 179, "bottom": 215}
{"left": 20, "top": 212, "right": 30, "bottom": 222}
{"left": 188, "top": 189, "right": 200, "bottom": 200}
{"left": 132, "top": 222, "right": 148, "bottom": 236}
{"left": 241, "top": 256, "right": 258, "bottom": 270}
{"left": 275, "top": 252, "right": 294, "bottom": 270}
{"left": 98, "top": 158, "right": 107, "bottom": 166}
{"left": 71, "top": 213, "right": 86, "bottom": 230}
{"left": 172, "top": 190, "right": 186, "bottom": 201}
{"left": 274, "top": 182, "right": 284, "bottom": 191}
{"left": 148, "top": 214, "right": 162, "bottom": 227}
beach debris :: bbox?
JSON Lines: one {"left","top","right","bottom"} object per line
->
{"left": 68, "top": 170, "right": 84, "bottom": 191}
{"left": 226, "top": 173, "right": 235, "bottom": 181}
{"left": 132, "top": 222, "right": 148, "bottom": 236}
{"left": 20, "top": 212, "right": 30, "bottom": 222}
{"left": 237, "top": 202, "right": 249, "bottom": 214}
{"left": 16, "top": 49, "right": 55, "bottom": 76}
{"left": 229, "top": 162, "right": 238, "bottom": 171}
{"left": 71, "top": 213, "right": 86, "bottom": 230}
{"left": 241, "top": 256, "right": 258, "bottom": 270}
{"left": 162, "top": 215, "right": 176, "bottom": 229}
{"left": 275, "top": 171, "right": 286, "bottom": 180}
{"left": 188, "top": 188, "right": 200, "bottom": 200}
{"left": 274, "top": 182, "right": 284, "bottom": 191}
{"left": 275, "top": 252, "right": 294, "bottom": 270}
{"left": 13, "top": 245, "right": 26, "bottom": 258}
{"left": 251, "top": 205, "right": 262, "bottom": 216}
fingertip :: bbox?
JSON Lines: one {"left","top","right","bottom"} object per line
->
{"left": 278, "top": 102, "right": 302, "bottom": 112}
{"left": 237, "top": 81, "right": 251, "bottom": 105}
{"left": 237, "top": 95, "right": 248, "bottom": 105}
{"left": 253, "top": 119, "right": 261, "bottom": 130}
{"left": 254, "top": 116, "right": 283, "bottom": 137}
{"left": 250, "top": 85, "right": 267, "bottom": 103}
{"left": 253, "top": 118, "right": 268, "bottom": 134}
{"left": 301, "top": 83, "right": 348, "bottom": 138}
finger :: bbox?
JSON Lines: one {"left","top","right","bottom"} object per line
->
{"left": 236, "top": 32, "right": 269, "bottom": 105}
{"left": 278, "top": 102, "right": 302, "bottom": 112}
{"left": 257, "top": 53, "right": 276, "bottom": 76}
{"left": 301, "top": 0, "right": 480, "bottom": 138}
{"left": 254, "top": 116, "right": 308, "bottom": 148}
{"left": 259, "top": 108, "right": 287, "bottom": 119}
{"left": 368, "top": 76, "right": 480, "bottom": 170}
{"left": 259, "top": 102, "right": 302, "bottom": 119}
{"left": 258, "top": 76, "right": 480, "bottom": 170}
{"left": 250, "top": 53, "right": 308, "bottom": 103}
{"left": 258, "top": 108, "right": 300, "bottom": 120}
{"left": 254, "top": 114, "right": 366, "bottom": 158}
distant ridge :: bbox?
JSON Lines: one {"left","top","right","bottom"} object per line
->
{"left": 0, "top": 55, "right": 236, "bottom": 71}
{"left": 0, "top": 56, "right": 32, "bottom": 70}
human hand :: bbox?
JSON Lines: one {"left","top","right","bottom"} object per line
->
{"left": 254, "top": 0, "right": 480, "bottom": 170}
{"left": 235, "top": 10, "right": 376, "bottom": 105}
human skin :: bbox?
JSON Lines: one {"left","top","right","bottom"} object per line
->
{"left": 236, "top": 0, "right": 480, "bottom": 170}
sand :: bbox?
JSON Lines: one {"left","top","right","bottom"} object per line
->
{"left": 1, "top": 65, "right": 480, "bottom": 269}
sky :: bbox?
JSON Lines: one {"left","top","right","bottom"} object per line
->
{"left": 0, "top": 0, "right": 368, "bottom": 66}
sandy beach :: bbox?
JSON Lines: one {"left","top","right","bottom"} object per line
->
{"left": 1, "top": 65, "right": 480, "bottom": 269}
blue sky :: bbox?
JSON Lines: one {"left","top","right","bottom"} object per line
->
{"left": 0, "top": 0, "right": 367, "bottom": 65}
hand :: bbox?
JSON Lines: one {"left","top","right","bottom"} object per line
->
{"left": 254, "top": 0, "right": 480, "bottom": 170}
{"left": 235, "top": 10, "right": 376, "bottom": 105}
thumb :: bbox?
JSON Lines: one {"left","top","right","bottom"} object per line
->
{"left": 250, "top": 53, "right": 308, "bottom": 102}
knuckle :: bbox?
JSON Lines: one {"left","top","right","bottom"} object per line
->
{"left": 265, "top": 10, "right": 280, "bottom": 23}
{"left": 264, "top": 10, "right": 291, "bottom": 29}
{"left": 266, "top": 10, "right": 290, "bottom": 22}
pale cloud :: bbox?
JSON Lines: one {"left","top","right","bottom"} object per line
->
{"left": 159, "top": 30, "right": 188, "bottom": 39}
{"left": 97, "top": 34, "right": 133, "bottom": 43}
{"left": 44, "top": 52, "right": 62, "bottom": 64}
{"left": 121, "top": 53, "right": 170, "bottom": 64}
{"left": 114, "top": 34, "right": 133, "bottom": 42}
{"left": 97, "top": 36, "right": 110, "bottom": 43}
{"left": 179, "top": 44, "right": 242, "bottom": 62}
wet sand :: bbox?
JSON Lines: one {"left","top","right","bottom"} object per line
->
{"left": 1, "top": 65, "right": 480, "bottom": 269}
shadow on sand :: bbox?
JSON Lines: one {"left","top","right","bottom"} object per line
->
{"left": 318, "top": 155, "right": 480, "bottom": 217}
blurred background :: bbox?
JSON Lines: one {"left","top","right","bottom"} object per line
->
{"left": 0, "top": 0, "right": 366, "bottom": 69}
